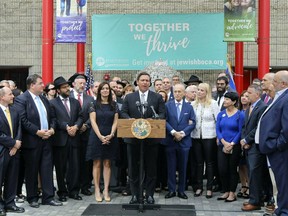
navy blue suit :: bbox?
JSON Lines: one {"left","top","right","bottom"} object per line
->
{"left": 259, "top": 89, "right": 288, "bottom": 216}
{"left": 168, "top": 88, "right": 175, "bottom": 101}
{"left": 70, "top": 91, "right": 94, "bottom": 191}
{"left": 50, "top": 96, "right": 83, "bottom": 197}
{"left": 14, "top": 91, "right": 56, "bottom": 204}
{"left": 164, "top": 100, "right": 196, "bottom": 193}
{"left": 121, "top": 90, "right": 165, "bottom": 198}
{"left": 241, "top": 100, "right": 267, "bottom": 205}
{"left": 0, "top": 105, "right": 21, "bottom": 208}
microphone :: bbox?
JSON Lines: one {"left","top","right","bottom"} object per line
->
{"left": 136, "top": 101, "right": 142, "bottom": 115}
{"left": 150, "top": 105, "right": 159, "bottom": 119}
{"left": 143, "top": 101, "right": 148, "bottom": 115}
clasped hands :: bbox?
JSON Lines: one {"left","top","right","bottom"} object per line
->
{"left": 222, "top": 139, "right": 234, "bottom": 153}
{"left": 173, "top": 131, "right": 185, "bottom": 142}
{"left": 37, "top": 128, "right": 55, "bottom": 139}
{"left": 100, "top": 134, "right": 113, "bottom": 145}
{"left": 67, "top": 125, "right": 78, "bottom": 137}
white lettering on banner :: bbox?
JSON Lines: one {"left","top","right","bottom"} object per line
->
{"left": 61, "top": 21, "right": 83, "bottom": 34}
{"left": 176, "top": 59, "right": 224, "bottom": 67}
{"left": 130, "top": 58, "right": 224, "bottom": 67}
{"left": 129, "top": 22, "right": 191, "bottom": 56}
{"left": 145, "top": 30, "right": 190, "bottom": 56}
{"left": 134, "top": 34, "right": 146, "bottom": 40}
{"left": 226, "top": 19, "right": 253, "bottom": 30}
{"left": 128, "top": 23, "right": 190, "bottom": 32}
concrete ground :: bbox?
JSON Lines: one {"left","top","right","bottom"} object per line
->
{"left": 10, "top": 186, "right": 266, "bottom": 216}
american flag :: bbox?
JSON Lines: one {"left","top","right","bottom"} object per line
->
{"left": 85, "top": 64, "right": 94, "bottom": 95}
{"left": 226, "top": 61, "right": 236, "bottom": 91}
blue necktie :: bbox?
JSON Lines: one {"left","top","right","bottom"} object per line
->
{"left": 176, "top": 102, "right": 181, "bottom": 120}
{"left": 35, "top": 96, "right": 49, "bottom": 130}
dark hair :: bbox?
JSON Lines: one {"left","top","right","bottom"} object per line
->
{"left": 44, "top": 82, "right": 54, "bottom": 93}
{"left": 153, "top": 78, "right": 162, "bottom": 86}
{"left": 224, "top": 91, "right": 239, "bottom": 105}
{"left": 157, "top": 90, "right": 168, "bottom": 102}
{"left": 137, "top": 72, "right": 151, "bottom": 81}
{"left": 238, "top": 90, "right": 249, "bottom": 110}
{"left": 96, "top": 81, "right": 116, "bottom": 111}
{"left": 26, "top": 74, "right": 42, "bottom": 89}
{"left": 217, "top": 76, "right": 229, "bottom": 85}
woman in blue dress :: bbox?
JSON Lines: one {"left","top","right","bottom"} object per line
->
{"left": 216, "top": 91, "right": 244, "bottom": 202}
{"left": 86, "top": 82, "right": 118, "bottom": 202}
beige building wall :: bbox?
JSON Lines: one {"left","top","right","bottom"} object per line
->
{"left": 0, "top": 0, "right": 287, "bottom": 84}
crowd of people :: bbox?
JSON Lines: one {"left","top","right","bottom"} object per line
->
{"left": 0, "top": 69, "right": 288, "bottom": 216}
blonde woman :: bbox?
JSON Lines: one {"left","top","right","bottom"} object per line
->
{"left": 191, "top": 83, "right": 220, "bottom": 199}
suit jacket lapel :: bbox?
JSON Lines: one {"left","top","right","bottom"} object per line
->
{"left": 263, "top": 90, "right": 288, "bottom": 117}
{"left": 26, "top": 92, "right": 41, "bottom": 122}
{"left": 57, "top": 97, "right": 70, "bottom": 118}
{"left": 0, "top": 109, "right": 9, "bottom": 131}
{"left": 178, "top": 101, "right": 186, "bottom": 122}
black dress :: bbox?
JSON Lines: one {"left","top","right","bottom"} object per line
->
{"left": 86, "top": 102, "right": 118, "bottom": 161}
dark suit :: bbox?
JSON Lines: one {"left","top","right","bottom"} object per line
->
{"left": 164, "top": 100, "right": 195, "bottom": 193}
{"left": 259, "top": 89, "right": 288, "bottom": 216}
{"left": 14, "top": 91, "right": 55, "bottom": 203}
{"left": 50, "top": 96, "right": 83, "bottom": 197}
{"left": 168, "top": 88, "right": 175, "bottom": 101}
{"left": 121, "top": 90, "right": 165, "bottom": 198}
{"left": 0, "top": 105, "right": 21, "bottom": 208}
{"left": 70, "top": 91, "right": 94, "bottom": 192}
{"left": 241, "top": 99, "right": 267, "bottom": 205}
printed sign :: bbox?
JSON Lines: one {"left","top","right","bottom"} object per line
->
{"left": 92, "top": 14, "right": 227, "bottom": 70}
{"left": 224, "top": 0, "right": 256, "bottom": 42}
{"left": 55, "top": 0, "right": 87, "bottom": 43}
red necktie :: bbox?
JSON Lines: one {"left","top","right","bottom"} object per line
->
{"left": 77, "top": 93, "right": 82, "bottom": 107}
{"left": 264, "top": 95, "right": 270, "bottom": 104}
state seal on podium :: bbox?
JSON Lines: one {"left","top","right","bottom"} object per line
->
{"left": 131, "top": 119, "right": 152, "bottom": 139}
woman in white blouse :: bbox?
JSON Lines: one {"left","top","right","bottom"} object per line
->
{"left": 191, "top": 83, "right": 220, "bottom": 199}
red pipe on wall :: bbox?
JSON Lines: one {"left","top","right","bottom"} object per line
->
{"left": 258, "top": 0, "right": 270, "bottom": 79}
{"left": 42, "top": 0, "right": 54, "bottom": 84}
{"left": 234, "top": 42, "right": 244, "bottom": 93}
{"left": 77, "top": 43, "right": 85, "bottom": 74}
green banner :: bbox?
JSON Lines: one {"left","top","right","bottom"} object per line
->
{"left": 224, "top": 0, "right": 256, "bottom": 42}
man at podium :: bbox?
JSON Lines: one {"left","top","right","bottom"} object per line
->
{"left": 121, "top": 72, "right": 165, "bottom": 205}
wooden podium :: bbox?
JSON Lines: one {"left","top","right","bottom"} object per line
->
{"left": 117, "top": 119, "right": 166, "bottom": 139}
{"left": 117, "top": 118, "right": 165, "bottom": 212}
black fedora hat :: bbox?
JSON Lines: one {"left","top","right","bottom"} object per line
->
{"left": 184, "top": 75, "right": 202, "bottom": 85}
{"left": 68, "top": 73, "right": 88, "bottom": 83}
{"left": 116, "top": 80, "right": 127, "bottom": 88}
{"left": 53, "top": 76, "right": 72, "bottom": 89}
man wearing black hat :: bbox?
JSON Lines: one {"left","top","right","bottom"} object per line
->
{"left": 184, "top": 75, "right": 202, "bottom": 86}
{"left": 50, "top": 76, "right": 84, "bottom": 202}
{"left": 69, "top": 74, "right": 94, "bottom": 196}
{"left": 14, "top": 74, "right": 62, "bottom": 208}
